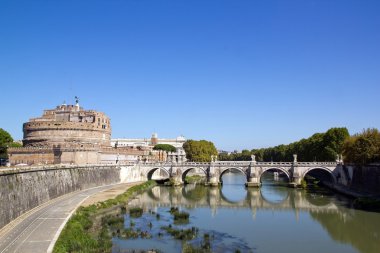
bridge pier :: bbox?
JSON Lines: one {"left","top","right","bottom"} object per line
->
{"left": 204, "top": 165, "right": 221, "bottom": 186}
{"left": 245, "top": 177, "right": 261, "bottom": 187}
{"left": 169, "top": 166, "right": 184, "bottom": 186}
{"left": 169, "top": 176, "right": 184, "bottom": 186}
{"left": 288, "top": 174, "right": 302, "bottom": 187}
{"left": 246, "top": 165, "right": 260, "bottom": 187}
{"left": 207, "top": 176, "right": 221, "bottom": 187}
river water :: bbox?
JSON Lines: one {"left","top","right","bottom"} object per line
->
{"left": 112, "top": 172, "right": 380, "bottom": 253}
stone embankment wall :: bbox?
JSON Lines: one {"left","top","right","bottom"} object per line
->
{"left": 0, "top": 165, "right": 121, "bottom": 229}
{"left": 120, "top": 165, "right": 145, "bottom": 183}
{"left": 344, "top": 164, "right": 380, "bottom": 195}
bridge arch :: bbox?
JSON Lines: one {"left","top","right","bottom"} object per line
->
{"left": 219, "top": 167, "right": 248, "bottom": 183}
{"left": 181, "top": 167, "right": 207, "bottom": 183}
{"left": 147, "top": 186, "right": 162, "bottom": 201}
{"left": 259, "top": 167, "right": 291, "bottom": 183}
{"left": 181, "top": 184, "right": 208, "bottom": 202}
{"left": 302, "top": 167, "right": 336, "bottom": 184}
{"left": 219, "top": 187, "right": 248, "bottom": 205}
{"left": 146, "top": 167, "right": 170, "bottom": 181}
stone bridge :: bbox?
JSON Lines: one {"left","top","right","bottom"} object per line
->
{"left": 135, "top": 155, "right": 345, "bottom": 187}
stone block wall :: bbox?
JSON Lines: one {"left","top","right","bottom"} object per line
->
{"left": 345, "top": 164, "right": 380, "bottom": 194}
{"left": 7, "top": 147, "right": 55, "bottom": 165}
{"left": 23, "top": 121, "right": 111, "bottom": 147}
{"left": 0, "top": 165, "right": 120, "bottom": 229}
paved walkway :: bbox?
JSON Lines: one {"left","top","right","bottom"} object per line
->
{"left": 0, "top": 183, "right": 137, "bottom": 253}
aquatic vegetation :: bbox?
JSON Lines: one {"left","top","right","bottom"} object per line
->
{"left": 181, "top": 233, "right": 215, "bottom": 253}
{"left": 201, "top": 233, "right": 211, "bottom": 250}
{"left": 129, "top": 207, "right": 143, "bottom": 218}
{"left": 53, "top": 180, "right": 157, "bottom": 253}
{"left": 169, "top": 207, "right": 190, "bottom": 223}
{"left": 182, "top": 243, "right": 212, "bottom": 253}
{"left": 161, "top": 226, "right": 199, "bottom": 241}
{"left": 173, "top": 211, "right": 190, "bottom": 222}
{"left": 102, "top": 215, "right": 124, "bottom": 229}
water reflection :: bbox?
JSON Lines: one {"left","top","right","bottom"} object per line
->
{"left": 220, "top": 170, "right": 246, "bottom": 203}
{"left": 123, "top": 173, "right": 380, "bottom": 253}
{"left": 137, "top": 181, "right": 336, "bottom": 212}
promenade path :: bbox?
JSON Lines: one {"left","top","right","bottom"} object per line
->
{"left": 0, "top": 182, "right": 140, "bottom": 253}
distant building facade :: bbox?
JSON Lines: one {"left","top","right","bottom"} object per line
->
{"left": 111, "top": 133, "right": 186, "bottom": 149}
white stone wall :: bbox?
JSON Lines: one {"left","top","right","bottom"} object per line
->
{"left": 120, "top": 165, "right": 145, "bottom": 183}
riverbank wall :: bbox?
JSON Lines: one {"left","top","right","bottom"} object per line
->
{"left": 342, "top": 164, "right": 380, "bottom": 196}
{"left": 0, "top": 165, "right": 124, "bottom": 229}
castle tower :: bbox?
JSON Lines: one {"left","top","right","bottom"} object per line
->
{"left": 22, "top": 103, "right": 111, "bottom": 148}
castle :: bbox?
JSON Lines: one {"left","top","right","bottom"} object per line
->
{"left": 8, "top": 100, "right": 185, "bottom": 166}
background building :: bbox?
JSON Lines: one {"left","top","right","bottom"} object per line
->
{"left": 111, "top": 133, "right": 186, "bottom": 149}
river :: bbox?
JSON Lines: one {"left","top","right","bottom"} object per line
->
{"left": 112, "top": 171, "right": 380, "bottom": 253}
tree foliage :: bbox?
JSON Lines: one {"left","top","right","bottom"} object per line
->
{"left": 219, "top": 149, "right": 252, "bottom": 161}
{"left": 0, "top": 128, "right": 13, "bottom": 145}
{"left": 0, "top": 128, "right": 19, "bottom": 159}
{"left": 153, "top": 144, "right": 177, "bottom": 153}
{"left": 343, "top": 128, "right": 380, "bottom": 164}
{"left": 183, "top": 140, "right": 218, "bottom": 162}
{"left": 219, "top": 127, "right": 350, "bottom": 162}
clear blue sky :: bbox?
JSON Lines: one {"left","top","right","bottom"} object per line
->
{"left": 1, "top": 0, "right": 379, "bottom": 151}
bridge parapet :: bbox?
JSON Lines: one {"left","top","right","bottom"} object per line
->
{"left": 294, "top": 162, "right": 337, "bottom": 166}
{"left": 138, "top": 161, "right": 337, "bottom": 167}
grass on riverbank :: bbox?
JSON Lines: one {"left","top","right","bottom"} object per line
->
{"left": 53, "top": 180, "right": 156, "bottom": 253}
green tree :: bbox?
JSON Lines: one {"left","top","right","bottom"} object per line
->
{"left": 219, "top": 127, "right": 350, "bottom": 162}
{"left": 0, "top": 128, "right": 13, "bottom": 144}
{"left": 153, "top": 144, "right": 176, "bottom": 153}
{"left": 320, "top": 127, "right": 350, "bottom": 161}
{"left": 0, "top": 128, "right": 19, "bottom": 159}
{"left": 251, "top": 149, "right": 264, "bottom": 161}
{"left": 343, "top": 128, "right": 380, "bottom": 164}
{"left": 183, "top": 140, "right": 218, "bottom": 162}
{"left": 218, "top": 152, "right": 231, "bottom": 161}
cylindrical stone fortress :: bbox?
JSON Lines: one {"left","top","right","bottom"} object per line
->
{"left": 22, "top": 104, "right": 111, "bottom": 148}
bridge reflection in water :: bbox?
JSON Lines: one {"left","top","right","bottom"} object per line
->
{"left": 127, "top": 172, "right": 380, "bottom": 253}
{"left": 130, "top": 174, "right": 339, "bottom": 216}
